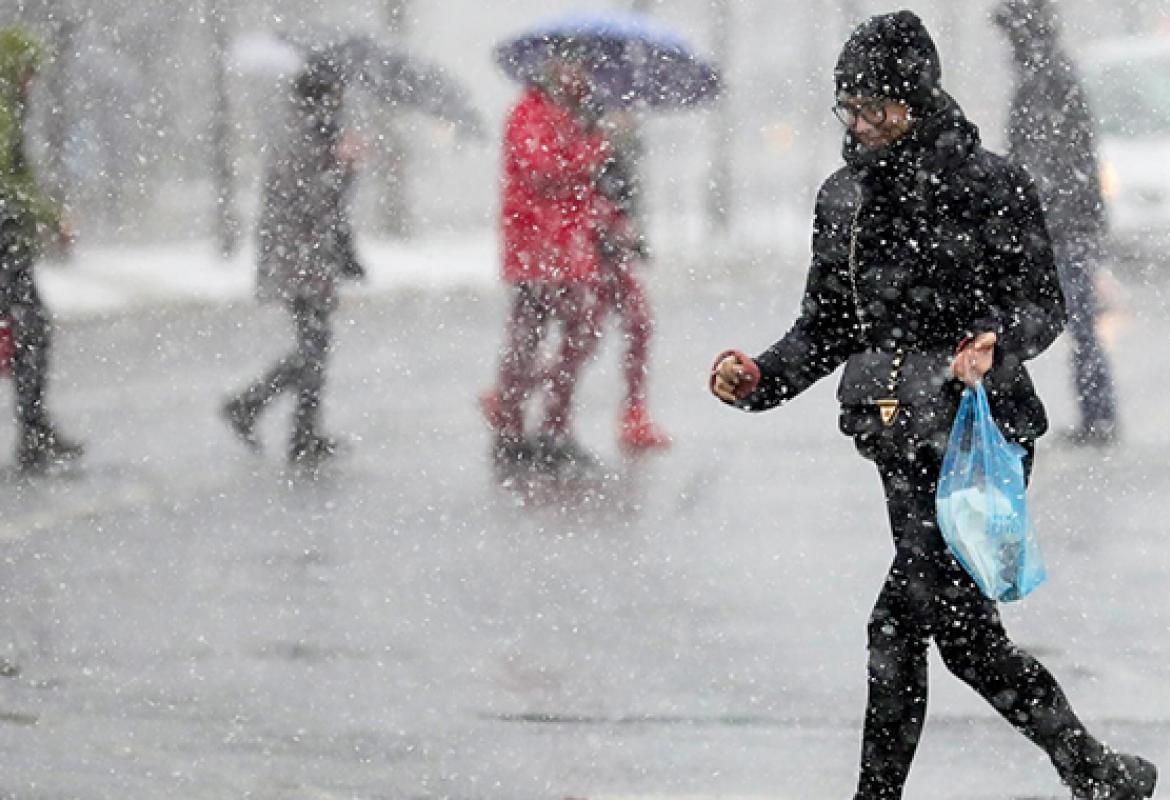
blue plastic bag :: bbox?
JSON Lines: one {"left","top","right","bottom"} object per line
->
{"left": 935, "top": 383, "right": 1046, "bottom": 602}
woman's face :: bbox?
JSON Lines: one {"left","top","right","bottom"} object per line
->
{"left": 836, "top": 95, "right": 914, "bottom": 149}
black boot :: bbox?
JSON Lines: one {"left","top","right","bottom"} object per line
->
{"left": 221, "top": 396, "right": 262, "bottom": 451}
{"left": 1068, "top": 751, "right": 1157, "bottom": 799}
{"left": 534, "top": 432, "right": 600, "bottom": 474}
{"left": 289, "top": 433, "right": 338, "bottom": 469}
{"left": 1056, "top": 734, "right": 1157, "bottom": 800}
{"left": 18, "top": 422, "right": 83, "bottom": 473}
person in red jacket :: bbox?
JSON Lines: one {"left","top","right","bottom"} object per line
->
{"left": 485, "top": 52, "right": 626, "bottom": 471}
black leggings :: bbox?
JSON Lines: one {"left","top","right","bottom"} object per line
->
{"left": 857, "top": 444, "right": 1095, "bottom": 798}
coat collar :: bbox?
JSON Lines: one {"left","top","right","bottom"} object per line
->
{"left": 842, "top": 90, "right": 980, "bottom": 201}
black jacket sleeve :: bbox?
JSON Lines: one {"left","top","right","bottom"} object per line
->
{"left": 974, "top": 163, "right": 1067, "bottom": 365}
{"left": 739, "top": 176, "right": 861, "bottom": 411}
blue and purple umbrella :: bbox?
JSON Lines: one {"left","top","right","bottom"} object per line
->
{"left": 494, "top": 11, "right": 721, "bottom": 109}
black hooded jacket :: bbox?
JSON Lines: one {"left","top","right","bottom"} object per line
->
{"left": 741, "top": 94, "right": 1066, "bottom": 441}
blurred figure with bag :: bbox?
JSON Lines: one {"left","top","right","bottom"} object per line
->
{"left": 0, "top": 26, "right": 83, "bottom": 473}
{"left": 994, "top": 0, "right": 1120, "bottom": 446}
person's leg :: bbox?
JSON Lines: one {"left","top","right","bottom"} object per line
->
{"left": 854, "top": 454, "right": 937, "bottom": 799}
{"left": 612, "top": 263, "right": 670, "bottom": 449}
{"left": 1055, "top": 242, "right": 1117, "bottom": 437}
{"left": 8, "top": 272, "right": 82, "bottom": 468}
{"left": 919, "top": 444, "right": 1153, "bottom": 797}
{"left": 8, "top": 275, "right": 51, "bottom": 432}
{"left": 608, "top": 263, "right": 649, "bottom": 409}
{"left": 495, "top": 284, "right": 548, "bottom": 446}
{"left": 289, "top": 301, "right": 332, "bottom": 458}
{"left": 541, "top": 283, "right": 601, "bottom": 441}
{"left": 223, "top": 302, "right": 308, "bottom": 448}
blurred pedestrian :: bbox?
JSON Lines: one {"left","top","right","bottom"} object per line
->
{"left": 482, "top": 48, "right": 628, "bottom": 472}
{"left": 0, "top": 27, "right": 83, "bottom": 473}
{"left": 711, "top": 11, "right": 1155, "bottom": 799}
{"left": 221, "top": 58, "right": 365, "bottom": 468}
{"left": 590, "top": 111, "right": 671, "bottom": 451}
{"left": 482, "top": 110, "right": 671, "bottom": 455}
{"left": 995, "top": 0, "right": 1119, "bottom": 446}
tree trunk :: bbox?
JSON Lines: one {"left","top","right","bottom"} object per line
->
{"left": 705, "top": 0, "right": 732, "bottom": 234}
{"left": 207, "top": 0, "right": 239, "bottom": 258}
{"left": 381, "top": 0, "right": 412, "bottom": 239}
{"left": 44, "top": 4, "right": 74, "bottom": 258}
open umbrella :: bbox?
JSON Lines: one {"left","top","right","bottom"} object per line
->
{"left": 494, "top": 11, "right": 721, "bottom": 109}
{"left": 229, "top": 31, "right": 484, "bottom": 137}
{"left": 319, "top": 37, "right": 484, "bottom": 137}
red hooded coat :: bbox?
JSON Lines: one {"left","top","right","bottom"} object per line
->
{"left": 500, "top": 87, "right": 621, "bottom": 285}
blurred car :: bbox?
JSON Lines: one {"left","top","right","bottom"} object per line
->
{"left": 1083, "top": 35, "right": 1170, "bottom": 266}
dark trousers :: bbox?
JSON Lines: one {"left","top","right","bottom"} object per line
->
{"left": 495, "top": 282, "right": 599, "bottom": 441}
{"left": 0, "top": 269, "right": 52, "bottom": 433}
{"left": 857, "top": 444, "right": 1099, "bottom": 798}
{"left": 1054, "top": 242, "right": 1117, "bottom": 429}
{"left": 234, "top": 299, "right": 332, "bottom": 442}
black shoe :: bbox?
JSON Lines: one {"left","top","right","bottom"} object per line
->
{"left": 1069, "top": 751, "right": 1157, "bottom": 799}
{"left": 492, "top": 436, "right": 534, "bottom": 465}
{"left": 1061, "top": 422, "right": 1119, "bottom": 448}
{"left": 221, "top": 398, "right": 261, "bottom": 451}
{"left": 534, "top": 433, "right": 600, "bottom": 473}
{"left": 18, "top": 424, "right": 84, "bottom": 473}
{"left": 289, "top": 433, "right": 338, "bottom": 468}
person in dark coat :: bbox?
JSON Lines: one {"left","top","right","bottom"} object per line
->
{"left": 710, "top": 11, "right": 1155, "bottom": 799}
{"left": 221, "top": 58, "right": 364, "bottom": 468}
{"left": 0, "top": 27, "right": 83, "bottom": 473}
{"left": 994, "top": 0, "right": 1119, "bottom": 445}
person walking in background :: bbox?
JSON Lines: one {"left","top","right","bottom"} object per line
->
{"left": 995, "top": 0, "right": 1119, "bottom": 446}
{"left": 590, "top": 110, "right": 670, "bottom": 452}
{"left": 482, "top": 48, "right": 629, "bottom": 473}
{"left": 483, "top": 109, "right": 671, "bottom": 455}
{"left": 0, "top": 26, "right": 83, "bottom": 473}
{"left": 711, "top": 11, "right": 1155, "bottom": 798}
{"left": 221, "top": 57, "right": 365, "bottom": 469}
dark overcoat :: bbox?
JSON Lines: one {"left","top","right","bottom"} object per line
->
{"left": 256, "top": 93, "right": 356, "bottom": 311}
{"left": 1006, "top": 44, "right": 1106, "bottom": 253}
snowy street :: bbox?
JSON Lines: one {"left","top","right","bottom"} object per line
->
{"left": 0, "top": 257, "right": 1166, "bottom": 799}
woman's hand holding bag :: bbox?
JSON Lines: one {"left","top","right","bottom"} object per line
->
{"left": 951, "top": 331, "right": 997, "bottom": 386}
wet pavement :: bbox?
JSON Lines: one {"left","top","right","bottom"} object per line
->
{"left": 0, "top": 270, "right": 1168, "bottom": 799}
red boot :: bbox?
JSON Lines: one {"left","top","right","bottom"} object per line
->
{"left": 620, "top": 403, "right": 671, "bottom": 452}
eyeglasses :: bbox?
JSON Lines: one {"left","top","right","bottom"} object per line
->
{"left": 832, "top": 99, "right": 887, "bottom": 127}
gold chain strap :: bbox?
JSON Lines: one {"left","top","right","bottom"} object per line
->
{"left": 847, "top": 195, "right": 903, "bottom": 426}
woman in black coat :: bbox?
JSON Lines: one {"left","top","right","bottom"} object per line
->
{"left": 711, "top": 12, "right": 1155, "bottom": 800}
